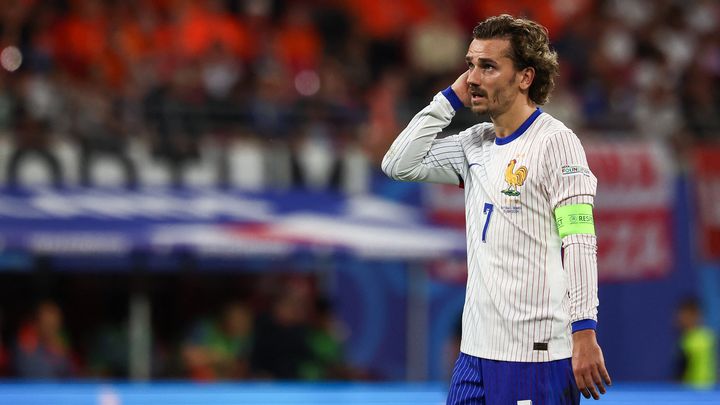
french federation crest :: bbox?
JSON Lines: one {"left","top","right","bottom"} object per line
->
{"left": 502, "top": 159, "right": 528, "bottom": 196}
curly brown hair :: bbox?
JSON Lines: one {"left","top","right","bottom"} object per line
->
{"left": 472, "top": 14, "right": 559, "bottom": 105}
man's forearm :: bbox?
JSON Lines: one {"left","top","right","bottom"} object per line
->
{"left": 381, "top": 92, "right": 461, "bottom": 184}
{"left": 564, "top": 233, "right": 599, "bottom": 327}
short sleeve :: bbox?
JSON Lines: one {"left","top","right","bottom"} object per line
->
{"left": 541, "top": 131, "right": 597, "bottom": 209}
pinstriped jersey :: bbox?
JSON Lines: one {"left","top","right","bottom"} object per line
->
{"left": 382, "top": 92, "right": 598, "bottom": 362}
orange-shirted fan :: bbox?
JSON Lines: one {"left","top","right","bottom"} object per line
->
{"left": 176, "top": 2, "right": 255, "bottom": 60}
{"left": 273, "top": 6, "right": 322, "bottom": 72}
{"left": 343, "top": 0, "right": 430, "bottom": 40}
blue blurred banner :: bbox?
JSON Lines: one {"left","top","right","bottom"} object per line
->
{"left": 0, "top": 188, "right": 465, "bottom": 261}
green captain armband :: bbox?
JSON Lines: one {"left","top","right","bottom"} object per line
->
{"left": 554, "top": 204, "right": 595, "bottom": 238}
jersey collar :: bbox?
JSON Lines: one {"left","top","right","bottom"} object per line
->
{"left": 494, "top": 107, "right": 543, "bottom": 145}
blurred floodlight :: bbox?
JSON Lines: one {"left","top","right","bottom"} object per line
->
{"left": 295, "top": 70, "right": 320, "bottom": 96}
{"left": 0, "top": 46, "right": 22, "bottom": 72}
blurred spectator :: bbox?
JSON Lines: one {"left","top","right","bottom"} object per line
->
{"left": 71, "top": 77, "right": 137, "bottom": 188}
{"left": 680, "top": 52, "right": 720, "bottom": 141}
{"left": 182, "top": 301, "right": 254, "bottom": 381}
{"left": 633, "top": 73, "right": 683, "bottom": 141}
{"left": 251, "top": 281, "right": 312, "bottom": 379}
{"left": 0, "top": 312, "right": 8, "bottom": 377}
{"left": 298, "top": 297, "right": 347, "bottom": 380}
{"left": 174, "top": 0, "right": 256, "bottom": 62}
{"left": 364, "top": 69, "right": 409, "bottom": 163}
{"left": 55, "top": 0, "right": 108, "bottom": 76}
{"left": 13, "top": 300, "right": 76, "bottom": 379}
{"left": 343, "top": 0, "right": 429, "bottom": 79}
{"left": 143, "top": 63, "right": 205, "bottom": 187}
{"left": 272, "top": 4, "right": 321, "bottom": 73}
{"left": 0, "top": 350, "right": 6, "bottom": 378}
{"left": 87, "top": 321, "right": 129, "bottom": 379}
{"left": 292, "top": 100, "right": 340, "bottom": 190}
{"left": 0, "top": 75, "right": 16, "bottom": 132}
{"left": 6, "top": 98, "right": 63, "bottom": 188}
{"left": 675, "top": 297, "right": 717, "bottom": 388}
{"left": 312, "top": 1, "right": 352, "bottom": 59}
{"left": 407, "top": 5, "right": 465, "bottom": 76}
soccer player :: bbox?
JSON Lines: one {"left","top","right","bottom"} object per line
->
{"left": 382, "top": 15, "right": 611, "bottom": 403}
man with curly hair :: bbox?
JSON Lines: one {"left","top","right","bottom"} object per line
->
{"left": 383, "top": 14, "right": 611, "bottom": 403}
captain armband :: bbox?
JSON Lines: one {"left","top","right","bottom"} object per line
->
{"left": 554, "top": 204, "right": 595, "bottom": 238}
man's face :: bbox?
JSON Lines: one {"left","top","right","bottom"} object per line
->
{"left": 464, "top": 38, "right": 523, "bottom": 117}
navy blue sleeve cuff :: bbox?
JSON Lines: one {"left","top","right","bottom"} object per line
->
{"left": 571, "top": 319, "right": 597, "bottom": 333}
{"left": 441, "top": 87, "right": 464, "bottom": 111}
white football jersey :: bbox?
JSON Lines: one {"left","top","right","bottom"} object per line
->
{"left": 382, "top": 92, "right": 599, "bottom": 362}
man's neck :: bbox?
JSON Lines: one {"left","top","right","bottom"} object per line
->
{"left": 492, "top": 101, "right": 538, "bottom": 139}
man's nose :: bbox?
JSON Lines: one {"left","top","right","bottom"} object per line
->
{"left": 467, "top": 67, "right": 481, "bottom": 86}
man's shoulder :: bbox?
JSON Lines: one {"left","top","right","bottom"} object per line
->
{"left": 534, "top": 112, "right": 581, "bottom": 144}
{"left": 536, "top": 112, "right": 574, "bottom": 136}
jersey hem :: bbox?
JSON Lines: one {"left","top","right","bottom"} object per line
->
{"left": 460, "top": 344, "right": 572, "bottom": 363}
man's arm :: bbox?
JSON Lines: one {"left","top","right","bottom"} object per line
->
{"left": 542, "top": 131, "right": 611, "bottom": 399}
{"left": 561, "top": 224, "right": 611, "bottom": 400}
{"left": 381, "top": 73, "right": 470, "bottom": 185}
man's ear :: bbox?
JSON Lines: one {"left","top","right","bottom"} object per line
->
{"left": 519, "top": 67, "right": 535, "bottom": 91}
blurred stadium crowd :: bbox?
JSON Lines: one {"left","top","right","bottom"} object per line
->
{"left": 0, "top": 0, "right": 718, "bottom": 191}
{"left": 0, "top": 0, "right": 719, "bottom": 382}
{"left": 0, "top": 273, "right": 361, "bottom": 381}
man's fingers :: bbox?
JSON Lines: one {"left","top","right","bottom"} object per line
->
{"left": 587, "top": 380, "right": 600, "bottom": 400}
{"left": 577, "top": 370, "right": 601, "bottom": 399}
{"left": 576, "top": 374, "right": 591, "bottom": 399}
{"left": 591, "top": 366, "right": 606, "bottom": 395}
{"left": 600, "top": 363, "right": 612, "bottom": 386}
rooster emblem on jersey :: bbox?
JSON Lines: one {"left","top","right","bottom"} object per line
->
{"left": 502, "top": 159, "right": 528, "bottom": 196}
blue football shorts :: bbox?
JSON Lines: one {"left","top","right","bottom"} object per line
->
{"left": 446, "top": 352, "right": 580, "bottom": 405}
